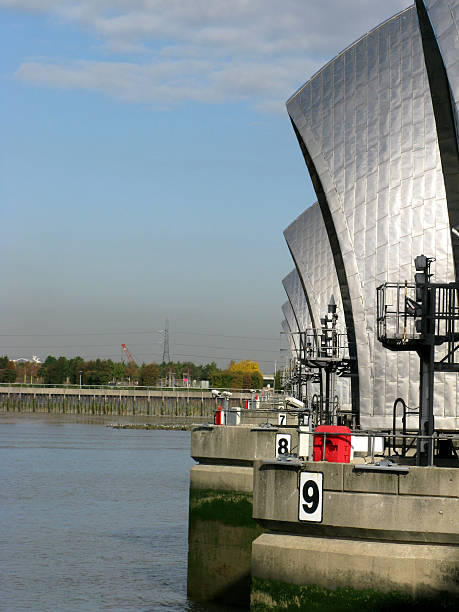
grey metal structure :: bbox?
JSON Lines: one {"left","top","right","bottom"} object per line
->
{"left": 281, "top": 301, "right": 300, "bottom": 358}
{"left": 281, "top": 318, "right": 295, "bottom": 358}
{"left": 417, "top": 0, "right": 459, "bottom": 276}
{"left": 283, "top": 0, "right": 459, "bottom": 430}
{"left": 423, "top": 0, "right": 459, "bottom": 145}
{"left": 282, "top": 268, "right": 320, "bottom": 403}
{"left": 284, "top": 203, "right": 345, "bottom": 333}
{"left": 282, "top": 269, "right": 311, "bottom": 334}
{"left": 282, "top": 266, "right": 351, "bottom": 411}
{"left": 378, "top": 254, "right": 459, "bottom": 463}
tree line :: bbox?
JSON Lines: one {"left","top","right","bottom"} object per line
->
{"left": 0, "top": 355, "right": 265, "bottom": 389}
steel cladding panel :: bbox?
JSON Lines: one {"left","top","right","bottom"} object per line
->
{"left": 281, "top": 318, "right": 296, "bottom": 363}
{"left": 282, "top": 269, "right": 321, "bottom": 401}
{"left": 287, "top": 5, "right": 458, "bottom": 429}
{"left": 282, "top": 301, "right": 299, "bottom": 359}
{"left": 284, "top": 203, "right": 345, "bottom": 329}
{"left": 423, "top": 0, "right": 459, "bottom": 150}
{"left": 283, "top": 209, "right": 351, "bottom": 409}
{"left": 282, "top": 269, "right": 311, "bottom": 333}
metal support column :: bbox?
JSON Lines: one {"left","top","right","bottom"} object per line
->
{"left": 417, "top": 345, "right": 435, "bottom": 465}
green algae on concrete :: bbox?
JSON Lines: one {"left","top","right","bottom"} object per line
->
{"left": 187, "top": 487, "right": 264, "bottom": 606}
{"left": 189, "top": 487, "right": 256, "bottom": 528}
{"left": 250, "top": 577, "right": 459, "bottom": 612}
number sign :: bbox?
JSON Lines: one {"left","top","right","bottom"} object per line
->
{"left": 298, "top": 472, "right": 323, "bottom": 522}
{"left": 276, "top": 433, "right": 291, "bottom": 457}
{"left": 278, "top": 412, "right": 287, "bottom": 426}
{"left": 297, "top": 413, "right": 309, "bottom": 427}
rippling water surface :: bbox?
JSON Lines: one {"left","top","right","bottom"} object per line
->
{"left": 0, "top": 418, "right": 237, "bottom": 611}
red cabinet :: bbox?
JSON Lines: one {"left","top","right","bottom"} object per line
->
{"left": 313, "top": 425, "right": 351, "bottom": 463}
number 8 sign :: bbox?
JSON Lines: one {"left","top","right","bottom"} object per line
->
{"left": 275, "top": 433, "right": 291, "bottom": 457}
{"left": 298, "top": 472, "right": 323, "bottom": 522}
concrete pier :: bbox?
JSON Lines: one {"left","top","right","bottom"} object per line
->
{"left": 188, "top": 425, "right": 459, "bottom": 610}
{"left": 188, "top": 424, "right": 293, "bottom": 606}
{"left": 252, "top": 459, "right": 459, "bottom": 609}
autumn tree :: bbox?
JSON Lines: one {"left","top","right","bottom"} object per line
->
{"left": 227, "top": 360, "right": 263, "bottom": 389}
{"left": 125, "top": 362, "right": 139, "bottom": 383}
{"left": 139, "top": 363, "right": 159, "bottom": 386}
{"left": 230, "top": 370, "right": 244, "bottom": 389}
{"left": 228, "top": 360, "right": 262, "bottom": 374}
{"left": 84, "top": 359, "right": 112, "bottom": 385}
{"left": 15, "top": 360, "right": 41, "bottom": 383}
{"left": 210, "top": 370, "right": 232, "bottom": 389}
{"left": 0, "top": 356, "right": 17, "bottom": 383}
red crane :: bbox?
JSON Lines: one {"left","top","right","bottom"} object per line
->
{"left": 121, "top": 343, "right": 136, "bottom": 365}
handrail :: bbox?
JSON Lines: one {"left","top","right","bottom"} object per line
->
{"left": 393, "top": 397, "right": 420, "bottom": 457}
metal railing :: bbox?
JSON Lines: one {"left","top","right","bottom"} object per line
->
{"left": 0, "top": 382, "right": 284, "bottom": 395}
{"left": 377, "top": 282, "right": 419, "bottom": 341}
{"left": 377, "top": 281, "right": 459, "bottom": 358}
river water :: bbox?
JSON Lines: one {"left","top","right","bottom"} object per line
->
{"left": 0, "top": 419, "right": 238, "bottom": 611}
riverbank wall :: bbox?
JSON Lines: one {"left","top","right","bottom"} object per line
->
{"left": 0, "top": 385, "right": 254, "bottom": 419}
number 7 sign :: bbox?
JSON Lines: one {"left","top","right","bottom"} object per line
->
{"left": 298, "top": 472, "right": 323, "bottom": 522}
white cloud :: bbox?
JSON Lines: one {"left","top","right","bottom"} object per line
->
{"left": 15, "top": 56, "right": 318, "bottom": 111}
{"left": 4, "top": 0, "right": 411, "bottom": 112}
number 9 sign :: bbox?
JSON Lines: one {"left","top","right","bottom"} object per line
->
{"left": 298, "top": 472, "right": 323, "bottom": 522}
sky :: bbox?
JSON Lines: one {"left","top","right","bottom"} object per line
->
{"left": 1, "top": 0, "right": 409, "bottom": 371}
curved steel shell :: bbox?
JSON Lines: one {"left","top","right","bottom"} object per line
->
{"left": 283, "top": 208, "right": 352, "bottom": 411}
{"left": 282, "top": 266, "right": 351, "bottom": 410}
{"left": 282, "top": 301, "right": 299, "bottom": 359}
{"left": 422, "top": 0, "right": 459, "bottom": 149}
{"left": 284, "top": 204, "right": 344, "bottom": 330}
{"left": 282, "top": 268, "right": 312, "bottom": 334}
{"left": 417, "top": 0, "right": 459, "bottom": 275}
{"left": 286, "top": 3, "right": 458, "bottom": 429}
{"left": 281, "top": 318, "right": 296, "bottom": 362}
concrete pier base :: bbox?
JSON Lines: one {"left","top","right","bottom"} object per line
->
{"left": 187, "top": 425, "right": 294, "bottom": 606}
{"left": 187, "top": 426, "right": 459, "bottom": 610}
{"left": 187, "top": 465, "right": 262, "bottom": 606}
{"left": 252, "top": 459, "right": 459, "bottom": 610}
{"left": 252, "top": 533, "right": 459, "bottom": 606}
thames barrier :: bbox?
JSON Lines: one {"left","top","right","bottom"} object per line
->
{"left": 187, "top": 1, "right": 459, "bottom": 609}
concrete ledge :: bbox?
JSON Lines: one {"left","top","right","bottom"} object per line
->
{"left": 343, "top": 464, "right": 398, "bottom": 493}
{"left": 191, "top": 425, "right": 297, "bottom": 465}
{"left": 322, "top": 491, "right": 458, "bottom": 543}
{"left": 253, "top": 460, "right": 459, "bottom": 544}
{"left": 399, "top": 466, "right": 459, "bottom": 497}
{"left": 190, "top": 464, "right": 253, "bottom": 493}
{"left": 252, "top": 533, "right": 459, "bottom": 597}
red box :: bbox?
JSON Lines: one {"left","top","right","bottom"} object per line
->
{"left": 313, "top": 425, "right": 351, "bottom": 463}
{"left": 215, "top": 406, "right": 223, "bottom": 425}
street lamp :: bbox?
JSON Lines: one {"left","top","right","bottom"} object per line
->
{"left": 79, "top": 371, "right": 83, "bottom": 389}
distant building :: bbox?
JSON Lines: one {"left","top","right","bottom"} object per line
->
{"left": 262, "top": 374, "right": 275, "bottom": 389}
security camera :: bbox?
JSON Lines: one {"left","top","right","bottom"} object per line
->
{"left": 284, "top": 396, "right": 305, "bottom": 410}
{"left": 211, "top": 389, "right": 221, "bottom": 398}
{"left": 221, "top": 391, "right": 232, "bottom": 398}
